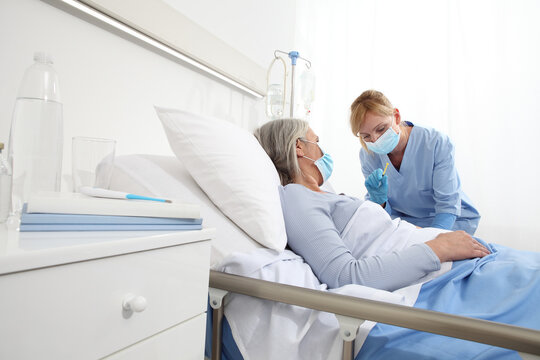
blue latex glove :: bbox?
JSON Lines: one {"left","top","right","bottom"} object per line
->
{"left": 365, "top": 168, "right": 388, "bottom": 205}
{"left": 431, "top": 213, "right": 457, "bottom": 230}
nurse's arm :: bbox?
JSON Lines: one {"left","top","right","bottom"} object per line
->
{"left": 431, "top": 212, "right": 457, "bottom": 230}
{"left": 431, "top": 137, "right": 461, "bottom": 223}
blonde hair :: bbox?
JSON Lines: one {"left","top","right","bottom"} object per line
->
{"left": 350, "top": 90, "right": 396, "bottom": 150}
{"left": 254, "top": 118, "right": 309, "bottom": 186}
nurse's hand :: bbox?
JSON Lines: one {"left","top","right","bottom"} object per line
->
{"left": 426, "top": 231, "right": 491, "bottom": 263}
{"left": 365, "top": 168, "right": 388, "bottom": 205}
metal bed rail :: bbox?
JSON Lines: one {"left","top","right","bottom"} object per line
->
{"left": 208, "top": 270, "right": 540, "bottom": 360}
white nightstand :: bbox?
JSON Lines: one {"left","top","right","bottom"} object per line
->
{"left": 0, "top": 226, "right": 214, "bottom": 360}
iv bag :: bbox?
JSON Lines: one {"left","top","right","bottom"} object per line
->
{"left": 266, "top": 83, "right": 284, "bottom": 119}
{"left": 299, "top": 69, "right": 316, "bottom": 108}
{"left": 266, "top": 56, "right": 287, "bottom": 120}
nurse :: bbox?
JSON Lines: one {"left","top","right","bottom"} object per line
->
{"left": 349, "top": 89, "right": 480, "bottom": 235}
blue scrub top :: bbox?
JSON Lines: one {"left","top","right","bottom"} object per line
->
{"left": 359, "top": 122, "right": 480, "bottom": 235}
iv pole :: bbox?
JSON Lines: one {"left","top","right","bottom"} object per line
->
{"left": 273, "top": 50, "right": 312, "bottom": 118}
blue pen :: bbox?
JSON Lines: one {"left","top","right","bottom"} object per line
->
{"left": 79, "top": 186, "right": 172, "bottom": 203}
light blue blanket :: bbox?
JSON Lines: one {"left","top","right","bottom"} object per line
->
{"left": 357, "top": 242, "right": 540, "bottom": 359}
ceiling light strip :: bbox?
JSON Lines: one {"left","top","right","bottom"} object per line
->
{"left": 59, "top": 0, "right": 264, "bottom": 98}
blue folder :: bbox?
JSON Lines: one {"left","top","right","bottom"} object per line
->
{"left": 21, "top": 204, "right": 203, "bottom": 225}
{"left": 19, "top": 223, "right": 203, "bottom": 232}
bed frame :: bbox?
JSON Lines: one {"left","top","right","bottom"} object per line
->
{"left": 208, "top": 270, "right": 540, "bottom": 360}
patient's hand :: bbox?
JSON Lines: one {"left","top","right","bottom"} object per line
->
{"left": 426, "top": 231, "right": 491, "bottom": 263}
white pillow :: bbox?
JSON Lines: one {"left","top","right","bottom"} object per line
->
{"left": 155, "top": 106, "right": 287, "bottom": 251}
{"left": 108, "top": 154, "right": 262, "bottom": 266}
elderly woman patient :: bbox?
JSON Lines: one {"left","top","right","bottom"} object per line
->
{"left": 254, "top": 118, "right": 489, "bottom": 291}
{"left": 254, "top": 118, "right": 540, "bottom": 359}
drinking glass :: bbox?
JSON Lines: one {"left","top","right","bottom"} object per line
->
{"left": 72, "top": 137, "right": 116, "bottom": 192}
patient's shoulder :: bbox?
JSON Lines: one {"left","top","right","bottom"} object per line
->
{"left": 279, "top": 184, "right": 331, "bottom": 211}
{"left": 280, "top": 183, "right": 311, "bottom": 202}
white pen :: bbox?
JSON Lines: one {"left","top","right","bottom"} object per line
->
{"left": 79, "top": 186, "right": 172, "bottom": 203}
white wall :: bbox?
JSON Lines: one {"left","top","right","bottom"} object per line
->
{"left": 295, "top": 0, "right": 540, "bottom": 252}
{"left": 164, "top": 0, "right": 297, "bottom": 69}
{"left": 0, "top": 0, "right": 296, "bottom": 190}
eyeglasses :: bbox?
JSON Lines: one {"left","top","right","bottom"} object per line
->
{"left": 357, "top": 122, "right": 391, "bottom": 142}
{"left": 298, "top": 138, "right": 319, "bottom": 145}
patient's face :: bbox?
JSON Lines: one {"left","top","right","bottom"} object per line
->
{"left": 303, "top": 128, "right": 323, "bottom": 159}
{"left": 297, "top": 127, "right": 325, "bottom": 186}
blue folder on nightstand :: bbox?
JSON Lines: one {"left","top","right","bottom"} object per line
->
{"left": 20, "top": 205, "right": 203, "bottom": 232}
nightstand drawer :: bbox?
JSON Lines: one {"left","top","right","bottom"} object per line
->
{"left": 104, "top": 313, "right": 207, "bottom": 360}
{"left": 0, "top": 239, "right": 211, "bottom": 360}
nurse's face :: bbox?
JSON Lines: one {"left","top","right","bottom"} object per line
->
{"left": 358, "top": 110, "right": 401, "bottom": 144}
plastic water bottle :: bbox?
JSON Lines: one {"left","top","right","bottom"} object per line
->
{"left": 8, "top": 52, "right": 63, "bottom": 215}
{"left": 0, "top": 142, "right": 12, "bottom": 223}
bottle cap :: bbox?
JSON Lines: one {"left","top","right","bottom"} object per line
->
{"left": 33, "top": 52, "right": 53, "bottom": 65}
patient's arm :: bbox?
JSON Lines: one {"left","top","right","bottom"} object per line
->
{"left": 290, "top": 225, "right": 441, "bottom": 291}
{"left": 425, "top": 231, "right": 490, "bottom": 263}
{"left": 281, "top": 186, "right": 442, "bottom": 291}
{"left": 336, "top": 244, "right": 441, "bottom": 291}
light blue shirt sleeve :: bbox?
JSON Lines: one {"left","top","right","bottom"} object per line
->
{"left": 431, "top": 212, "right": 457, "bottom": 230}
{"left": 432, "top": 135, "right": 462, "bottom": 216}
{"left": 280, "top": 185, "right": 441, "bottom": 291}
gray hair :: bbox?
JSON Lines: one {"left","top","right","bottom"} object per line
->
{"left": 254, "top": 118, "right": 309, "bottom": 186}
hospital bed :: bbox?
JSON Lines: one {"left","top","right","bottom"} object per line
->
{"left": 109, "top": 152, "right": 540, "bottom": 360}
{"left": 208, "top": 271, "right": 540, "bottom": 360}
{"left": 101, "top": 107, "right": 540, "bottom": 360}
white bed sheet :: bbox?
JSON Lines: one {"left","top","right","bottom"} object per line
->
{"left": 218, "top": 248, "right": 415, "bottom": 360}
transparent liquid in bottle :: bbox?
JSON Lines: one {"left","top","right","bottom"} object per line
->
{"left": 8, "top": 98, "right": 63, "bottom": 214}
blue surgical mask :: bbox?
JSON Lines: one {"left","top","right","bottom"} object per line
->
{"left": 365, "top": 126, "right": 400, "bottom": 154}
{"left": 300, "top": 139, "right": 334, "bottom": 182}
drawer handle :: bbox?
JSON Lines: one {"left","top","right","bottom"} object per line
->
{"left": 122, "top": 293, "right": 147, "bottom": 313}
